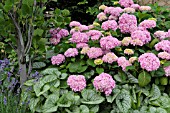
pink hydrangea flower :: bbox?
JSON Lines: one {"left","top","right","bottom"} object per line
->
{"left": 97, "top": 12, "right": 107, "bottom": 21}
{"left": 79, "top": 25, "right": 89, "bottom": 31}
{"left": 101, "top": 20, "right": 118, "bottom": 31}
{"left": 93, "top": 73, "right": 116, "bottom": 96}
{"left": 87, "top": 30, "right": 102, "bottom": 41}
{"left": 164, "top": 66, "right": 170, "bottom": 77}
{"left": 165, "top": 29, "right": 170, "bottom": 38}
{"left": 121, "top": 37, "right": 132, "bottom": 46}
{"left": 49, "top": 37, "right": 60, "bottom": 45}
{"left": 117, "top": 57, "right": 132, "bottom": 71}
{"left": 88, "top": 25, "right": 94, "bottom": 29}
{"left": 70, "top": 28, "right": 77, "bottom": 34}
{"left": 69, "top": 21, "right": 81, "bottom": 27}
{"left": 155, "top": 40, "right": 170, "bottom": 53}
{"left": 70, "top": 32, "right": 89, "bottom": 43}
{"left": 102, "top": 52, "right": 118, "bottom": 64}
{"left": 67, "top": 75, "right": 86, "bottom": 92}
{"left": 129, "top": 57, "right": 137, "bottom": 63}
{"left": 130, "top": 4, "right": 140, "bottom": 9}
{"left": 104, "top": 7, "right": 123, "bottom": 17}
{"left": 118, "top": 13, "right": 137, "bottom": 33}
{"left": 138, "top": 53, "right": 160, "bottom": 71}
{"left": 87, "top": 47, "right": 103, "bottom": 59}
{"left": 64, "top": 48, "right": 78, "bottom": 57}
{"left": 139, "top": 20, "right": 156, "bottom": 29}
{"left": 50, "top": 28, "right": 69, "bottom": 38}
{"left": 100, "top": 36, "right": 121, "bottom": 50}
{"left": 76, "top": 43, "right": 89, "bottom": 49}
{"left": 119, "top": 0, "right": 134, "bottom": 8}
{"left": 51, "top": 54, "right": 65, "bottom": 65}
{"left": 154, "top": 31, "right": 167, "bottom": 40}
{"left": 139, "top": 6, "right": 151, "bottom": 11}
{"left": 158, "top": 52, "right": 170, "bottom": 60}
{"left": 123, "top": 7, "right": 135, "bottom": 13}
{"left": 131, "top": 30, "right": 151, "bottom": 44}
{"left": 130, "top": 39, "right": 144, "bottom": 46}
{"left": 108, "top": 15, "right": 118, "bottom": 20}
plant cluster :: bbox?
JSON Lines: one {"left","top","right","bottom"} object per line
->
{"left": 23, "top": 0, "right": 170, "bottom": 113}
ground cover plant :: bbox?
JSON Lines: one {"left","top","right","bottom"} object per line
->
{"left": 22, "top": 0, "right": 170, "bottom": 112}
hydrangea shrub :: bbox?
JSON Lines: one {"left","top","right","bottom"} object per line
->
{"left": 23, "top": 0, "right": 170, "bottom": 112}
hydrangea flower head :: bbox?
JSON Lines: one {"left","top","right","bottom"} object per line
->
{"left": 67, "top": 75, "right": 86, "bottom": 92}
{"left": 87, "top": 47, "right": 103, "bottom": 59}
{"left": 155, "top": 40, "right": 170, "bottom": 53}
{"left": 93, "top": 73, "right": 116, "bottom": 96}
{"left": 119, "top": 0, "right": 134, "bottom": 7}
{"left": 97, "top": 12, "right": 107, "bottom": 21}
{"left": 118, "top": 13, "right": 137, "bottom": 33}
{"left": 138, "top": 53, "right": 160, "bottom": 71}
{"left": 154, "top": 31, "right": 167, "bottom": 40}
{"left": 87, "top": 30, "right": 102, "bottom": 41}
{"left": 101, "top": 20, "right": 118, "bottom": 31}
{"left": 51, "top": 54, "right": 65, "bottom": 65}
{"left": 131, "top": 30, "right": 151, "bottom": 44}
{"left": 81, "top": 47, "right": 90, "bottom": 54}
{"left": 70, "top": 32, "right": 89, "bottom": 43}
{"left": 129, "top": 57, "right": 137, "bottom": 63}
{"left": 117, "top": 57, "right": 132, "bottom": 71}
{"left": 99, "top": 5, "right": 107, "bottom": 10}
{"left": 139, "top": 6, "right": 151, "bottom": 11}
{"left": 164, "top": 66, "right": 170, "bottom": 77}
{"left": 139, "top": 20, "right": 156, "bottom": 29}
{"left": 130, "top": 4, "right": 140, "bottom": 9}
{"left": 64, "top": 48, "right": 78, "bottom": 57}
{"left": 130, "top": 39, "right": 144, "bottom": 46}
{"left": 69, "top": 21, "right": 81, "bottom": 27}
{"left": 76, "top": 43, "right": 89, "bottom": 49}
{"left": 100, "top": 36, "right": 121, "bottom": 50}
{"left": 122, "top": 37, "right": 132, "bottom": 46}
{"left": 94, "top": 59, "right": 103, "bottom": 65}
{"left": 102, "top": 52, "right": 118, "bottom": 64}
{"left": 158, "top": 52, "right": 170, "bottom": 60}
{"left": 124, "top": 49, "right": 134, "bottom": 55}
{"left": 123, "top": 7, "right": 135, "bottom": 13}
{"left": 49, "top": 37, "right": 60, "bottom": 45}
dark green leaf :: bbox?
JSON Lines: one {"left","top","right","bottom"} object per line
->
{"left": 138, "top": 71, "right": 151, "bottom": 87}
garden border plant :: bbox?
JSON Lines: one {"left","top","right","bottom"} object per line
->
{"left": 22, "top": 0, "right": 170, "bottom": 113}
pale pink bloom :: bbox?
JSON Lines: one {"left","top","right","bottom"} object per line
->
{"left": 49, "top": 37, "right": 60, "bottom": 45}
{"left": 79, "top": 25, "right": 89, "bottom": 31}
{"left": 88, "top": 25, "right": 94, "bottom": 29}
{"left": 102, "top": 52, "right": 118, "bottom": 64}
{"left": 139, "top": 6, "right": 151, "bottom": 11}
{"left": 158, "top": 52, "right": 170, "bottom": 60}
{"left": 138, "top": 53, "right": 160, "bottom": 71}
{"left": 118, "top": 13, "right": 137, "bottom": 33}
{"left": 155, "top": 40, "right": 170, "bottom": 53}
{"left": 51, "top": 54, "right": 65, "bottom": 65}
{"left": 69, "top": 21, "right": 81, "bottom": 27}
{"left": 101, "top": 20, "right": 118, "bottom": 31}
{"left": 67, "top": 75, "right": 86, "bottom": 92}
{"left": 139, "top": 20, "right": 156, "bottom": 29}
{"left": 87, "top": 30, "right": 102, "bottom": 41}
{"left": 131, "top": 30, "right": 151, "bottom": 44}
{"left": 99, "top": 5, "right": 108, "bottom": 10}
{"left": 64, "top": 48, "right": 78, "bottom": 57}
{"left": 123, "top": 7, "right": 135, "bottom": 13}
{"left": 119, "top": 0, "right": 134, "bottom": 8}
{"left": 87, "top": 47, "right": 103, "bottom": 59}
{"left": 129, "top": 57, "right": 137, "bottom": 63}
{"left": 121, "top": 37, "right": 132, "bottom": 46}
{"left": 97, "top": 12, "right": 107, "bottom": 21}
{"left": 117, "top": 57, "right": 132, "bottom": 71}
{"left": 76, "top": 43, "right": 89, "bottom": 49}
{"left": 81, "top": 47, "right": 90, "bottom": 54}
{"left": 164, "top": 66, "right": 170, "bottom": 77}
{"left": 100, "top": 36, "right": 121, "bottom": 50}
{"left": 154, "top": 31, "right": 167, "bottom": 40}
{"left": 108, "top": 15, "right": 118, "bottom": 20}
{"left": 93, "top": 73, "right": 116, "bottom": 96}
{"left": 130, "top": 4, "right": 140, "bottom": 9}
{"left": 70, "top": 32, "right": 89, "bottom": 43}
{"left": 130, "top": 39, "right": 144, "bottom": 46}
